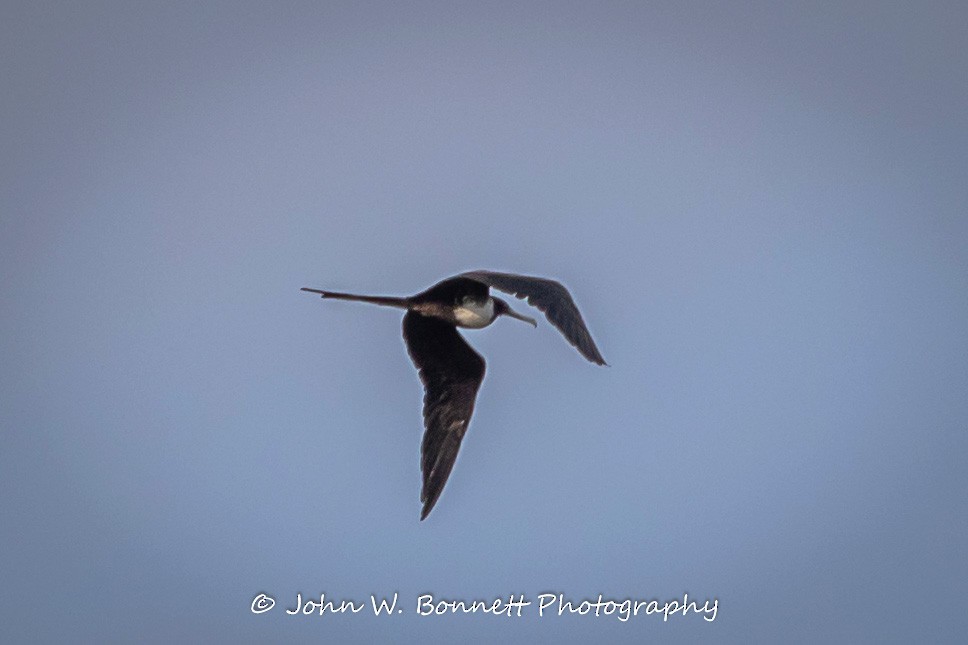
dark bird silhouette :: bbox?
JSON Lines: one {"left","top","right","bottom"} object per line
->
{"left": 301, "top": 270, "right": 606, "bottom": 520}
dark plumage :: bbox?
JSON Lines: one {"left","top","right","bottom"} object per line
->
{"left": 302, "top": 270, "right": 606, "bottom": 519}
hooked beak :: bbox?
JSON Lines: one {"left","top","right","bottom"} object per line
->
{"left": 504, "top": 305, "right": 537, "bottom": 327}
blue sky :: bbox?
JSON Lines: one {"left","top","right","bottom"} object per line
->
{"left": 2, "top": 1, "right": 966, "bottom": 642}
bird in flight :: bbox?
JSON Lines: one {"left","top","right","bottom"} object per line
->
{"left": 302, "top": 270, "right": 606, "bottom": 520}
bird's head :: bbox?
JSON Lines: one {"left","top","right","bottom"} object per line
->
{"left": 494, "top": 298, "right": 537, "bottom": 327}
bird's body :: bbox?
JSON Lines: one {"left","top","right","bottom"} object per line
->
{"left": 301, "top": 270, "right": 606, "bottom": 520}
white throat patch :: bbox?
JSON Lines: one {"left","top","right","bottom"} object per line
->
{"left": 454, "top": 298, "right": 495, "bottom": 329}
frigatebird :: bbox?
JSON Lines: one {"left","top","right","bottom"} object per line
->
{"left": 301, "top": 270, "right": 606, "bottom": 520}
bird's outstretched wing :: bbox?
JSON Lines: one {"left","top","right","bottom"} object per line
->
{"left": 461, "top": 270, "right": 607, "bottom": 365}
{"left": 402, "top": 311, "right": 486, "bottom": 520}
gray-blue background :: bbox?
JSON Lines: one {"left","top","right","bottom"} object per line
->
{"left": 2, "top": 1, "right": 966, "bottom": 642}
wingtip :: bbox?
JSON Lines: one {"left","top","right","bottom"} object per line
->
{"left": 420, "top": 489, "right": 443, "bottom": 520}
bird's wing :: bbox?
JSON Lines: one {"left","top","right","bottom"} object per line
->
{"left": 402, "top": 311, "right": 486, "bottom": 520}
{"left": 461, "top": 270, "right": 607, "bottom": 365}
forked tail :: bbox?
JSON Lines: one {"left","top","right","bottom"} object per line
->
{"left": 300, "top": 287, "right": 411, "bottom": 309}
